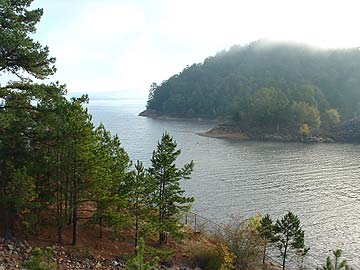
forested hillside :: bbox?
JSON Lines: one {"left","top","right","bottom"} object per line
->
{"left": 146, "top": 40, "right": 360, "bottom": 132}
{"left": 0, "top": 0, "right": 195, "bottom": 250}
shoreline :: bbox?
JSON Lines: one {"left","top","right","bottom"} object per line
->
{"left": 138, "top": 109, "right": 222, "bottom": 123}
{"left": 198, "top": 128, "right": 337, "bottom": 143}
{"left": 139, "top": 111, "right": 360, "bottom": 143}
{"left": 197, "top": 130, "right": 250, "bottom": 140}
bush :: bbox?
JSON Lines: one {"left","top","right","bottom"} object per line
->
{"left": 190, "top": 243, "right": 223, "bottom": 270}
{"left": 22, "top": 247, "right": 57, "bottom": 270}
{"left": 126, "top": 238, "right": 158, "bottom": 270}
{"left": 187, "top": 238, "right": 236, "bottom": 270}
{"left": 219, "top": 217, "right": 263, "bottom": 269}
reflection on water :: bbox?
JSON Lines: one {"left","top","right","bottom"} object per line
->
{"left": 88, "top": 99, "right": 360, "bottom": 267}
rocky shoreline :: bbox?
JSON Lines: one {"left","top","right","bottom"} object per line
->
{"left": 140, "top": 111, "right": 360, "bottom": 143}
{"left": 198, "top": 124, "right": 337, "bottom": 143}
{"left": 198, "top": 127, "right": 336, "bottom": 143}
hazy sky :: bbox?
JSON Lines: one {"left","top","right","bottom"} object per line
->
{"left": 31, "top": 0, "right": 360, "bottom": 98}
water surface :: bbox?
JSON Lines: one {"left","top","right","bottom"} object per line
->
{"left": 88, "top": 99, "right": 360, "bottom": 268}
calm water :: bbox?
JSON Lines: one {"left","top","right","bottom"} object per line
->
{"left": 88, "top": 99, "right": 360, "bottom": 268}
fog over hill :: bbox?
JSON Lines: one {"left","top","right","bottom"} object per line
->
{"left": 146, "top": 40, "right": 360, "bottom": 129}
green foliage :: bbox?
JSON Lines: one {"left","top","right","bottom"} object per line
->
{"left": 322, "top": 109, "right": 341, "bottom": 129}
{"left": 147, "top": 40, "right": 360, "bottom": 128}
{"left": 290, "top": 101, "right": 321, "bottom": 129}
{"left": 90, "top": 123, "right": 130, "bottom": 238}
{"left": 126, "top": 238, "right": 158, "bottom": 270}
{"left": 273, "top": 212, "right": 309, "bottom": 270}
{"left": 0, "top": 0, "right": 56, "bottom": 78}
{"left": 145, "top": 245, "right": 174, "bottom": 265}
{"left": 126, "top": 160, "right": 157, "bottom": 251}
{"left": 258, "top": 214, "right": 273, "bottom": 241}
{"left": 257, "top": 214, "right": 274, "bottom": 264}
{"left": 0, "top": 0, "right": 194, "bottom": 257}
{"left": 251, "top": 88, "right": 289, "bottom": 126}
{"left": 191, "top": 246, "right": 223, "bottom": 270}
{"left": 22, "top": 247, "right": 57, "bottom": 270}
{"left": 320, "top": 249, "right": 351, "bottom": 270}
{"left": 148, "top": 132, "right": 194, "bottom": 245}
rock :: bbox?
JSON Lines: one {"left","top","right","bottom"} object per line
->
{"left": 0, "top": 266, "right": 5, "bottom": 270}
{"left": 7, "top": 244, "right": 15, "bottom": 250}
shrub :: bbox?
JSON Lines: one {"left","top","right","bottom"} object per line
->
{"left": 219, "top": 217, "right": 264, "bottom": 269}
{"left": 22, "top": 247, "right": 57, "bottom": 270}
{"left": 126, "top": 238, "right": 158, "bottom": 270}
{"left": 187, "top": 238, "right": 236, "bottom": 270}
{"left": 190, "top": 243, "right": 223, "bottom": 270}
{"left": 319, "top": 249, "right": 351, "bottom": 270}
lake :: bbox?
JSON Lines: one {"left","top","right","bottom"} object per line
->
{"left": 88, "top": 99, "right": 360, "bottom": 268}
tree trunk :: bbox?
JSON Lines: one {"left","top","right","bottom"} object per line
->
{"left": 282, "top": 244, "right": 288, "bottom": 270}
{"left": 72, "top": 190, "right": 77, "bottom": 246}
{"left": 263, "top": 243, "right": 266, "bottom": 264}
{"left": 134, "top": 215, "right": 139, "bottom": 254}
{"left": 56, "top": 195, "right": 62, "bottom": 243}
{"left": 56, "top": 149, "right": 63, "bottom": 244}
{"left": 72, "top": 163, "right": 78, "bottom": 246}
{"left": 67, "top": 190, "right": 72, "bottom": 226}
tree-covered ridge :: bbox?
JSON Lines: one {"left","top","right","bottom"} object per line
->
{"left": 147, "top": 40, "right": 360, "bottom": 130}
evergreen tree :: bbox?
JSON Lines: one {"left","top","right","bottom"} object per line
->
{"left": 91, "top": 124, "right": 130, "bottom": 239}
{"left": 0, "top": 0, "right": 56, "bottom": 236}
{"left": 126, "top": 237, "right": 158, "bottom": 270}
{"left": 126, "top": 161, "right": 156, "bottom": 253}
{"left": 148, "top": 132, "right": 194, "bottom": 245}
{"left": 257, "top": 214, "right": 274, "bottom": 264}
{"left": 273, "top": 212, "right": 309, "bottom": 270}
{"left": 65, "top": 96, "right": 96, "bottom": 246}
{"left": 320, "top": 249, "right": 351, "bottom": 270}
{"left": 0, "top": 0, "right": 56, "bottom": 78}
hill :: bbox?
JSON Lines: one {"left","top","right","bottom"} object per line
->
{"left": 144, "top": 40, "right": 360, "bottom": 138}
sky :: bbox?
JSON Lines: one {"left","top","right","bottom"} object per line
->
{"left": 29, "top": 0, "right": 360, "bottom": 99}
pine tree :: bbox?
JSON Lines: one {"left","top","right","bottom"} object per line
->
{"left": 148, "top": 132, "right": 194, "bottom": 245}
{"left": 257, "top": 214, "right": 274, "bottom": 264}
{"left": 126, "top": 238, "right": 157, "bottom": 270}
{"left": 91, "top": 124, "right": 130, "bottom": 239}
{"left": 0, "top": 0, "right": 56, "bottom": 78}
{"left": 126, "top": 161, "right": 156, "bottom": 253}
{"left": 0, "top": 0, "right": 56, "bottom": 237}
{"left": 320, "top": 249, "right": 351, "bottom": 270}
{"left": 65, "top": 96, "right": 96, "bottom": 246}
{"left": 273, "top": 212, "right": 309, "bottom": 270}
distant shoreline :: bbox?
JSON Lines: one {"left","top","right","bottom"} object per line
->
{"left": 138, "top": 109, "right": 221, "bottom": 122}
